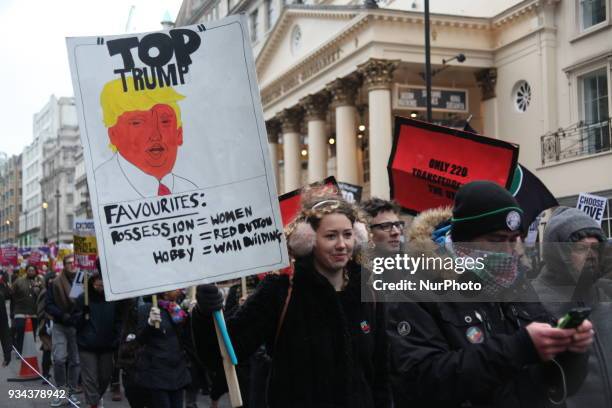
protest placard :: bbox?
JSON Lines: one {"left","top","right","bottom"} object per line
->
{"left": 337, "top": 182, "right": 362, "bottom": 204}
{"left": 67, "top": 15, "right": 288, "bottom": 300}
{"left": 389, "top": 117, "right": 519, "bottom": 214}
{"left": 57, "top": 244, "right": 73, "bottom": 262}
{"left": 69, "top": 270, "right": 86, "bottom": 299}
{"left": 28, "top": 250, "right": 42, "bottom": 267}
{"left": 576, "top": 192, "right": 607, "bottom": 225}
{"left": 74, "top": 219, "right": 98, "bottom": 272}
{"left": 1, "top": 245, "right": 18, "bottom": 267}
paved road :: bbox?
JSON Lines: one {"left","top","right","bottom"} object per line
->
{"left": 1, "top": 340, "right": 232, "bottom": 408}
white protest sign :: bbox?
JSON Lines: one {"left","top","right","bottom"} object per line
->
{"left": 67, "top": 15, "right": 289, "bottom": 300}
{"left": 576, "top": 192, "right": 607, "bottom": 225}
{"left": 69, "top": 270, "right": 86, "bottom": 299}
{"left": 74, "top": 219, "right": 97, "bottom": 272}
{"left": 524, "top": 216, "right": 540, "bottom": 245}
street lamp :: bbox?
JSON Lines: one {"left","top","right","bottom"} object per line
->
{"left": 23, "top": 209, "right": 29, "bottom": 246}
{"left": 443, "top": 53, "right": 466, "bottom": 65}
{"left": 422, "top": 0, "right": 466, "bottom": 123}
{"left": 42, "top": 201, "right": 48, "bottom": 244}
{"left": 54, "top": 189, "right": 61, "bottom": 244}
{"left": 4, "top": 220, "right": 9, "bottom": 243}
{"left": 429, "top": 53, "right": 467, "bottom": 77}
{"left": 420, "top": 50, "right": 467, "bottom": 121}
{"left": 424, "top": 0, "right": 432, "bottom": 122}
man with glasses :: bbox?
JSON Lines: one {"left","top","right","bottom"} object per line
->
{"left": 361, "top": 198, "right": 404, "bottom": 254}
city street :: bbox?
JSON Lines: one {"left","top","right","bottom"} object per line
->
{"left": 0, "top": 0, "right": 611, "bottom": 407}
{"left": 1, "top": 326, "right": 231, "bottom": 408}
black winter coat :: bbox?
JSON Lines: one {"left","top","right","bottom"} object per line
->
{"left": 388, "top": 300, "right": 589, "bottom": 408}
{"left": 0, "top": 290, "right": 11, "bottom": 363}
{"left": 193, "top": 258, "right": 391, "bottom": 408}
{"left": 132, "top": 302, "right": 191, "bottom": 391}
{"left": 533, "top": 266, "right": 612, "bottom": 408}
{"left": 74, "top": 290, "right": 121, "bottom": 352}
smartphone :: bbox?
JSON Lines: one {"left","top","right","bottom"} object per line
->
{"left": 557, "top": 307, "right": 591, "bottom": 329}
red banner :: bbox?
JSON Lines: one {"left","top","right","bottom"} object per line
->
{"left": 1, "top": 245, "right": 19, "bottom": 267}
{"left": 389, "top": 118, "right": 519, "bottom": 214}
{"left": 28, "top": 250, "right": 42, "bottom": 266}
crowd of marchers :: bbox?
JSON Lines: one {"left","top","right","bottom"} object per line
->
{"left": 1, "top": 180, "right": 611, "bottom": 408}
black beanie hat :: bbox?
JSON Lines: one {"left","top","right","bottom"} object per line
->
{"left": 451, "top": 180, "right": 524, "bottom": 242}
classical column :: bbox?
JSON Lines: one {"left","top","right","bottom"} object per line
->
{"left": 475, "top": 68, "right": 498, "bottom": 138}
{"left": 539, "top": 1, "right": 558, "bottom": 134}
{"left": 300, "top": 92, "right": 329, "bottom": 183}
{"left": 266, "top": 120, "right": 281, "bottom": 192}
{"left": 277, "top": 107, "right": 303, "bottom": 193}
{"left": 358, "top": 58, "right": 399, "bottom": 199}
{"left": 327, "top": 77, "right": 360, "bottom": 185}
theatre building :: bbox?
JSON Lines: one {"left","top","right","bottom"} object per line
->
{"left": 176, "top": 0, "right": 612, "bottom": 237}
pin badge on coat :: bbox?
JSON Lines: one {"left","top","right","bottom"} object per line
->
{"left": 506, "top": 210, "right": 521, "bottom": 231}
{"left": 360, "top": 320, "right": 371, "bottom": 334}
{"left": 397, "top": 321, "right": 411, "bottom": 337}
{"left": 466, "top": 326, "right": 484, "bottom": 344}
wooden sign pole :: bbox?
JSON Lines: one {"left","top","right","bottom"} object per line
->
{"left": 84, "top": 272, "right": 90, "bottom": 320}
{"left": 151, "top": 294, "right": 160, "bottom": 329}
{"left": 213, "top": 310, "right": 243, "bottom": 407}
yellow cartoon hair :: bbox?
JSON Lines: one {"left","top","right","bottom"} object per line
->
{"left": 100, "top": 77, "right": 185, "bottom": 128}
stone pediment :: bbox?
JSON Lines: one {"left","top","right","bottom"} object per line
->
{"left": 256, "top": 5, "right": 363, "bottom": 88}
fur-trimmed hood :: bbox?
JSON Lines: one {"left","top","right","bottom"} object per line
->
{"left": 408, "top": 206, "right": 452, "bottom": 251}
{"left": 404, "top": 207, "right": 455, "bottom": 282}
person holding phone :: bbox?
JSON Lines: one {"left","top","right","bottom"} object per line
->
{"left": 388, "top": 181, "right": 593, "bottom": 408}
{"left": 534, "top": 207, "right": 611, "bottom": 408}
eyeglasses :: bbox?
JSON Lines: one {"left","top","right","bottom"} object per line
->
{"left": 370, "top": 221, "right": 405, "bottom": 232}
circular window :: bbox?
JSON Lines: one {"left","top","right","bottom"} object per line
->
{"left": 513, "top": 80, "right": 532, "bottom": 113}
{"left": 290, "top": 25, "right": 302, "bottom": 55}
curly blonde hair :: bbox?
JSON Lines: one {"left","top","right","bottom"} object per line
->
{"left": 285, "top": 186, "right": 369, "bottom": 260}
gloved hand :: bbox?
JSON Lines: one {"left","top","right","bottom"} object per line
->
{"left": 196, "top": 284, "right": 224, "bottom": 314}
{"left": 148, "top": 306, "right": 162, "bottom": 327}
{"left": 181, "top": 298, "right": 198, "bottom": 313}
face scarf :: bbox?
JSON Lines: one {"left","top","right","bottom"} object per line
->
{"left": 158, "top": 300, "right": 187, "bottom": 324}
{"left": 453, "top": 244, "right": 522, "bottom": 297}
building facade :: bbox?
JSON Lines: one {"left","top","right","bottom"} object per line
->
{"left": 39, "top": 115, "right": 81, "bottom": 245}
{"left": 20, "top": 96, "right": 78, "bottom": 245}
{"left": 73, "top": 148, "right": 92, "bottom": 220}
{"left": 177, "top": 0, "right": 612, "bottom": 237}
{"left": 0, "top": 154, "right": 22, "bottom": 244}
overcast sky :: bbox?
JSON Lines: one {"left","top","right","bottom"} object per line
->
{"left": 0, "top": 0, "right": 183, "bottom": 156}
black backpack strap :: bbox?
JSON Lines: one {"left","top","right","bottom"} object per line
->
{"left": 273, "top": 280, "right": 293, "bottom": 350}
